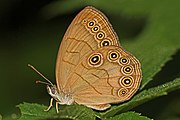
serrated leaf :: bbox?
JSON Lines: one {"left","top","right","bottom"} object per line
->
{"left": 18, "top": 103, "right": 96, "bottom": 120}
{"left": 18, "top": 78, "right": 180, "bottom": 119}
{"left": 100, "top": 78, "right": 180, "bottom": 118}
{"left": 107, "top": 111, "right": 152, "bottom": 120}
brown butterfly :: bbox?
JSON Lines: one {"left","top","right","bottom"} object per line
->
{"left": 29, "top": 6, "right": 142, "bottom": 113}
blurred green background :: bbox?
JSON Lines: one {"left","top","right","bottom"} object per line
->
{"left": 0, "top": 0, "right": 179, "bottom": 119}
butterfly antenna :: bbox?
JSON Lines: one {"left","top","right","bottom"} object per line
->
{"left": 28, "top": 64, "right": 53, "bottom": 86}
{"left": 35, "top": 80, "right": 52, "bottom": 86}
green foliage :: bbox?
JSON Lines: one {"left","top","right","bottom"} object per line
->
{"left": 18, "top": 103, "right": 96, "bottom": 120}
{"left": 100, "top": 78, "right": 180, "bottom": 118}
{"left": 1, "top": 0, "right": 180, "bottom": 120}
{"left": 107, "top": 111, "right": 151, "bottom": 120}
{"left": 17, "top": 104, "right": 154, "bottom": 120}
{"left": 41, "top": 0, "right": 180, "bottom": 90}
{"left": 18, "top": 0, "right": 180, "bottom": 119}
{"left": 29, "top": 0, "right": 180, "bottom": 119}
{"left": 18, "top": 78, "right": 180, "bottom": 119}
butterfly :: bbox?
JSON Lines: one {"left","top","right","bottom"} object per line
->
{"left": 29, "top": 6, "right": 142, "bottom": 113}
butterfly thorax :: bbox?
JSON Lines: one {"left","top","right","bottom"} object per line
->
{"left": 47, "top": 85, "right": 74, "bottom": 105}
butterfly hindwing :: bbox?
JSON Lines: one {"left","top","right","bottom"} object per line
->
{"left": 63, "top": 46, "right": 141, "bottom": 108}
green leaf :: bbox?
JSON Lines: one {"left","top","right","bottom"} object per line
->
{"left": 157, "top": 95, "right": 180, "bottom": 120}
{"left": 107, "top": 111, "right": 151, "bottom": 120}
{"left": 18, "top": 78, "right": 180, "bottom": 119}
{"left": 18, "top": 103, "right": 96, "bottom": 120}
{"left": 0, "top": 114, "right": 2, "bottom": 120}
{"left": 100, "top": 78, "right": 180, "bottom": 118}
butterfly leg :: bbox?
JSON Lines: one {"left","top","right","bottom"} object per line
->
{"left": 44, "top": 98, "right": 53, "bottom": 112}
{"left": 56, "top": 102, "right": 59, "bottom": 113}
{"left": 86, "top": 104, "right": 111, "bottom": 111}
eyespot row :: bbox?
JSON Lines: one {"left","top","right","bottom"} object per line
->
{"left": 88, "top": 50, "right": 133, "bottom": 74}
{"left": 87, "top": 50, "right": 136, "bottom": 98}
{"left": 82, "top": 19, "right": 113, "bottom": 48}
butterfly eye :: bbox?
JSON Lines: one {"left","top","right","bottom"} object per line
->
{"left": 119, "top": 57, "right": 130, "bottom": 65}
{"left": 117, "top": 88, "right": 128, "bottom": 97}
{"left": 88, "top": 53, "right": 103, "bottom": 67}
{"left": 119, "top": 76, "right": 134, "bottom": 88}
{"left": 121, "top": 65, "right": 133, "bottom": 75}
{"left": 96, "top": 31, "right": 105, "bottom": 40}
{"left": 88, "top": 20, "right": 96, "bottom": 28}
{"left": 108, "top": 50, "right": 120, "bottom": 61}
{"left": 92, "top": 25, "right": 100, "bottom": 32}
{"left": 48, "top": 86, "right": 56, "bottom": 95}
{"left": 51, "top": 87, "right": 56, "bottom": 94}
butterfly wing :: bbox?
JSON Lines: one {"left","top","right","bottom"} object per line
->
{"left": 56, "top": 6, "right": 120, "bottom": 90}
{"left": 63, "top": 46, "right": 141, "bottom": 108}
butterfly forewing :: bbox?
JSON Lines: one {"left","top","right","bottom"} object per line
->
{"left": 56, "top": 6, "right": 120, "bottom": 91}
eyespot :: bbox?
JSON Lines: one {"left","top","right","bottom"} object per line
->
{"left": 82, "top": 19, "right": 87, "bottom": 24}
{"left": 121, "top": 65, "right": 134, "bottom": 75}
{"left": 96, "top": 31, "right": 105, "bottom": 40}
{"left": 87, "top": 20, "right": 96, "bottom": 28}
{"left": 108, "top": 50, "right": 120, "bottom": 61}
{"left": 119, "top": 76, "right": 134, "bottom": 88}
{"left": 117, "top": 88, "right": 128, "bottom": 97}
{"left": 119, "top": 57, "right": 130, "bottom": 65}
{"left": 92, "top": 25, "right": 100, "bottom": 32}
{"left": 88, "top": 53, "right": 103, "bottom": 67}
{"left": 100, "top": 39, "right": 112, "bottom": 47}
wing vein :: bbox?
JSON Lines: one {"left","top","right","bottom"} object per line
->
{"left": 74, "top": 72, "right": 102, "bottom": 95}
{"left": 68, "top": 37, "right": 95, "bottom": 51}
{"left": 62, "top": 58, "right": 76, "bottom": 66}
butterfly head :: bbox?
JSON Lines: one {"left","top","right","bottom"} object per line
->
{"left": 46, "top": 85, "right": 74, "bottom": 105}
{"left": 28, "top": 64, "right": 74, "bottom": 104}
{"left": 46, "top": 85, "right": 58, "bottom": 98}
{"left": 46, "top": 85, "right": 64, "bottom": 103}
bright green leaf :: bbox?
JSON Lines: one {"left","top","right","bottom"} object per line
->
{"left": 18, "top": 103, "right": 96, "bottom": 120}
{"left": 107, "top": 111, "right": 151, "bottom": 120}
{"left": 18, "top": 78, "right": 180, "bottom": 119}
